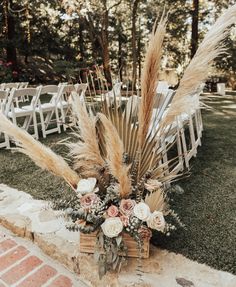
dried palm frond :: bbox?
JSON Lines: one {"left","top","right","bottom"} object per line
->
{"left": 98, "top": 113, "right": 132, "bottom": 198}
{"left": 138, "top": 15, "right": 167, "bottom": 148}
{"left": 69, "top": 96, "right": 105, "bottom": 175}
{"left": 0, "top": 113, "right": 79, "bottom": 189}
{"left": 145, "top": 188, "right": 166, "bottom": 213}
{"left": 161, "top": 4, "right": 236, "bottom": 127}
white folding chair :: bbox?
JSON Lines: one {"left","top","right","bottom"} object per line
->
{"left": 156, "top": 81, "right": 169, "bottom": 95}
{"left": 0, "top": 90, "right": 10, "bottom": 148}
{"left": 177, "top": 86, "right": 204, "bottom": 169}
{"left": 33, "top": 85, "right": 61, "bottom": 138}
{"left": 1, "top": 83, "right": 19, "bottom": 90}
{"left": 5, "top": 88, "right": 39, "bottom": 139}
{"left": 18, "top": 82, "right": 29, "bottom": 102}
{"left": 74, "top": 83, "right": 88, "bottom": 104}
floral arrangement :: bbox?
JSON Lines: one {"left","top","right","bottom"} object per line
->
{"left": 0, "top": 5, "right": 236, "bottom": 278}
{"left": 63, "top": 176, "right": 178, "bottom": 276}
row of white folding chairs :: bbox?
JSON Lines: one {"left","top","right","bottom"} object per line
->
{"left": 0, "top": 82, "right": 29, "bottom": 103}
{"left": 0, "top": 83, "right": 88, "bottom": 148}
{"left": 125, "top": 85, "right": 203, "bottom": 173}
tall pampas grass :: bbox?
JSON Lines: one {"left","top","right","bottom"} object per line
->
{"left": 161, "top": 4, "right": 236, "bottom": 127}
{"left": 0, "top": 113, "right": 79, "bottom": 189}
{"left": 69, "top": 96, "right": 105, "bottom": 175}
{"left": 138, "top": 15, "right": 167, "bottom": 148}
{"left": 98, "top": 113, "right": 132, "bottom": 198}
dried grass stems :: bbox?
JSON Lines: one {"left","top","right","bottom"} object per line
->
{"left": 161, "top": 4, "right": 236, "bottom": 128}
{"left": 145, "top": 187, "right": 166, "bottom": 213}
{"left": 0, "top": 113, "right": 79, "bottom": 189}
{"left": 98, "top": 113, "right": 132, "bottom": 198}
{"left": 69, "top": 96, "right": 105, "bottom": 176}
{"left": 138, "top": 15, "right": 167, "bottom": 149}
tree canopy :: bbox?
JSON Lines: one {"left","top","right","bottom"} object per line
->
{"left": 0, "top": 0, "right": 235, "bottom": 87}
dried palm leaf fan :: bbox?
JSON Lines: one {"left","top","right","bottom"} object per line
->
{"left": 0, "top": 5, "right": 236, "bottom": 277}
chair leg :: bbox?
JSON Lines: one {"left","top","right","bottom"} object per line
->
{"left": 55, "top": 108, "right": 61, "bottom": 134}
{"left": 32, "top": 112, "right": 39, "bottom": 139}
{"left": 180, "top": 126, "right": 189, "bottom": 169}
{"left": 39, "top": 111, "right": 46, "bottom": 138}
{"left": 176, "top": 128, "right": 184, "bottom": 171}
{"left": 194, "top": 112, "right": 201, "bottom": 146}
{"left": 188, "top": 115, "right": 197, "bottom": 157}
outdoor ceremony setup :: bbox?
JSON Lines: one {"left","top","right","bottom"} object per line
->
{"left": 0, "top": 1, "right": 236, "bottom": 286}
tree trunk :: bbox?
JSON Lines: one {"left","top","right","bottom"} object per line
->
{"left": 118, "top": 23, "right": 123, "bottom": 81}
{"left": 100, "top": 9, "right": 112, "bottom": 86}
{"left": 78, "top": 18, "right": 85, "bottom": 61}
{"left": 6, "top": 0, "right": 18, "bottom": 71}
{"left": 191, "top": 0, "right": 199, "bottom": 58}
{"left": 131, "top": 0, "right": 140, "bottom": 91}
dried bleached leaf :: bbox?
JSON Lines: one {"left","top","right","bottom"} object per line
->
{"left": 98, "top": 113, "right": 132, "bottom": 198}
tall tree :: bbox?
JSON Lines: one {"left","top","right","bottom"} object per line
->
{"left": 4, "top": 0, "right": 18, "bottom": 71}
{"left": 131, "top": 0, "right": 140, "bottom": 90}
{"left": 191, "top": 0, "right": 199, "bottom": 58}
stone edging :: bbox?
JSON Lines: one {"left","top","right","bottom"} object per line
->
{"left": 0, "top": 184, "right": 235, "bottom": 287}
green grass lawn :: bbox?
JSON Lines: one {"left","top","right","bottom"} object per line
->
{"left": 0, "top": 94, "right": 235, "bottom": 274}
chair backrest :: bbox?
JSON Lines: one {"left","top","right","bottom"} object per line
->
{"left": 18, "top": 82, "right": 29, "bottom": 89}
{"left": 6, "top": 88, "right": 38, "bottom": 113}
{"left": 113, "top": 82, "right": 122, "bottom": 96}
{"left": 0, "top": 90, "right": 9, "bottom": 113}
{"left": 125, "top": 95, "right": 141, "bottom": 118}
{"left": 57, "top": 84, "right": 76, "bottom": 104}
{"left": 40, "top": 85, "right": 59, "bottom": 95}
{"left": 36, "top": 85, "right": 59, "bottom": 106}
{"left": 3, "top": 83, "right": 19, "bottom": 90}
{"left": 74, "top": 83, "right": 88, "bottom": 95}
{"left": 74, "top": 83, "right": 88, "bottom": 103}
{"left": 156, "top": 81, "right": 169, "bottom": 94}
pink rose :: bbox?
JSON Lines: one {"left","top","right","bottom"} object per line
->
{"left": 120, "top": 215, "right": 129, "bottom": 227}
{"left": 120, "top": 199, "right": 136, "bottom": 216}
{"left": 138, "top": 226, "right": 152, "bottom": 240}
{"left": 107, "top": 205, "right": 119, "bottom": 217}
{"left": 80, "top": 193, "right": 99, "bottom": 209}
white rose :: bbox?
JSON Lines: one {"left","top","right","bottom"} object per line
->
{"left": 147, "top": 211, "right": 165, "bottom": 232}
{"left": 76, "top": 178, "right": 97, "bottom": 194}
{"left": 133, "top": 202, "right": 151, "bottom": 221}
{"left": 101, "top": 217, "right": 123, "bottom": 238}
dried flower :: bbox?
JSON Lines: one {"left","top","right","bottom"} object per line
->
{"left": 147, "top": 211, "right": 165, "bottom": 232}
{"left": 101, "top": 217, "right": 123, "bottom": 238}
{"left": 145, "top": 179, "right": 162, "bottom": 191}
{"left": 107, "top": 205, "right": 119, "bottom": 217}
{"left": 80, "top": 193, "right": 99, "bottom": 209}
{"left": 120, "top": 199, "right": 136, "bottom": 216}
{"left": 133, "top": 202, "right": 151, "bottom": 221}
{"left": 138, "top": 226, "right": 152, "bottom": 240}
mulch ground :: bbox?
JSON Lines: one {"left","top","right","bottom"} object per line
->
{"left": 0, "top": 93, "right": 235, "bottom": 274}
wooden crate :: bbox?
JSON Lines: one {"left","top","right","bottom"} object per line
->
{"left": 80, "top": 232, "right": 149, "bottom": 259}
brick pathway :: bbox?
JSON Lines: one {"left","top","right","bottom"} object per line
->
{"left": 0, "top": 229, "right": 86, "bottom": 287}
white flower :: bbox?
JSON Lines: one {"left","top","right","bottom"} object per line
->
{"left": 101, "top": 217, "right": 123, "bottom": 238}
{"left": 76, "top": 178, "right": 97, "bottom": 194}
{"left": 147, "top": 211, "right": 165, "bottom": 232}
{"left": 133, "top": 202, "right": 151, "bottom": 221}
